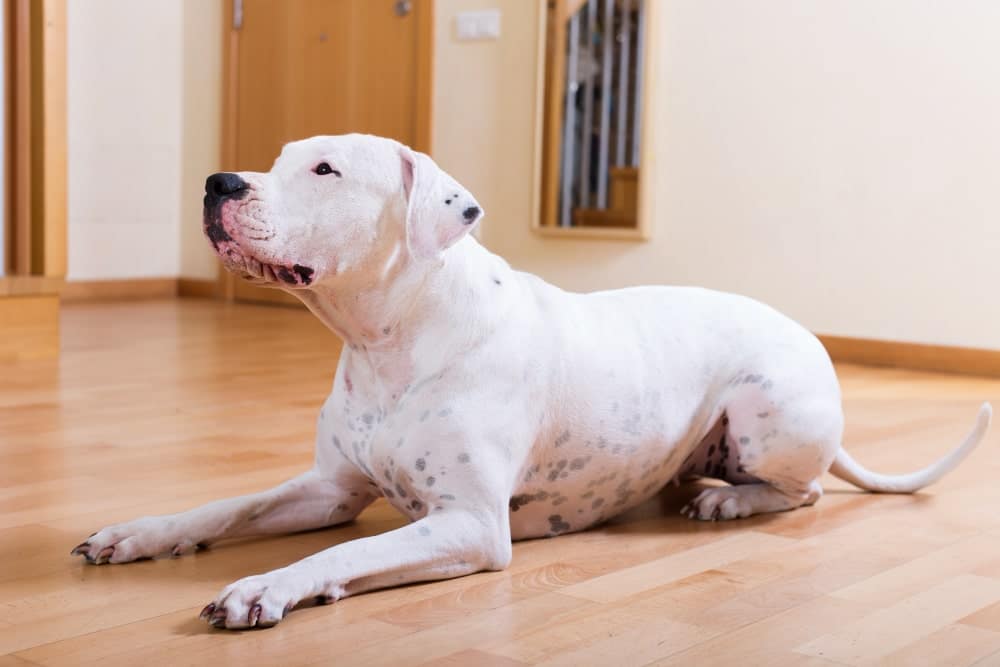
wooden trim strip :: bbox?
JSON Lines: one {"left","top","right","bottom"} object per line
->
{"left": 38, "top": 0, "right": 66, "bottom": 277}
{"left": 0, "top": 274, "right": 62, "bottom": 295}
{"left": 11, "top": 0, "right": 30, "bottom": 274}
{"left": 819, "top": 335, "right": 1000, "bottom": 379}
{"left": 413, "top": 0, "right": 434, "bottom": 155}
{"left": 177, "top": 278, "right": 217, "bottom": 299}
{"left": 532, "top": 224, "right": 648, "bottom": 241}
{"left": 62, "top": 278, "right": 179, "bottom": 302}
{"left": 3, "top": 0, "right": 11, "bottom": 275}
{"left": 61, "top": 278, "right": 220, "bottom": 302}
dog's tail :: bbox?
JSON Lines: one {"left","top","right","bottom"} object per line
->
{"left": 828, "top": 402, "right": 993, "bottom": 493}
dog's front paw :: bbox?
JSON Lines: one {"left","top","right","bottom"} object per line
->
{"left": 200, "top": 570, "right": 336, "bottom": 630}
{"left": 70, "top": 517, "right": 206, "bottom": 564}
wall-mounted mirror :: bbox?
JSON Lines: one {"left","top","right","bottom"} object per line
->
{"left": 539, "top": 0, "right": 647, "bottom": 236}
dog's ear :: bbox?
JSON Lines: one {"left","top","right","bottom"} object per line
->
{"left": 400, "top": 147, "right": 483, "bottom": 260}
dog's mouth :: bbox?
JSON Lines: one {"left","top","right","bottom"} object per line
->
{"left": 203, "top": 204, "right": 315, "bottom": 288}
{"left": 233, "top": 255, "right": 315, "bottom": 288}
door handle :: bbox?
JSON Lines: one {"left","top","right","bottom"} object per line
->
{"left": 394, "top": 0, "right": 412, "bottom": 17}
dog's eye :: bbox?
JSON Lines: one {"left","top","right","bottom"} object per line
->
{"left": 314, "top": 162, "right": 341, "bottom": 177}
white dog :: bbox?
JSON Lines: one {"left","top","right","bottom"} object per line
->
{"left": 72, "top": 134, "right": 992, "bottom": 630}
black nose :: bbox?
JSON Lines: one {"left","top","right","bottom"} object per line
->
{"left": 462, "top": 206, "right": 480, "bottom": 224}
{"left": 205, "top": 172, "right": 248, "bottom": 199}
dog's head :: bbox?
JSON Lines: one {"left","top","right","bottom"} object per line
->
{"left": 203, "top": 134, "right": 484, "bottom": 289}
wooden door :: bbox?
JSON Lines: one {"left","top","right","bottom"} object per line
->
{"left": 220, "top": 0, "right": 433, "bottom": 306}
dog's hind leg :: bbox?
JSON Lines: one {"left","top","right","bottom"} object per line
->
{"left": 682, "top": 373, "right": 843, "bottom": 521}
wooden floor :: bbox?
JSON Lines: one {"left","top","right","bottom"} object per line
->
{"left": 3, "top": 300, "right": 1000, "bottom": 666}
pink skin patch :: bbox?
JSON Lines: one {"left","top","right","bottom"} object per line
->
{"left": 204, "top": 198, "right": 315, "bottom": 288}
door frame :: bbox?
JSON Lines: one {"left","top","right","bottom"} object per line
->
{"left": 216, "top": 0, "right": 435, "bottom": 302}
{"left": 5, "top": 0, "right": 66, "bottom": 280}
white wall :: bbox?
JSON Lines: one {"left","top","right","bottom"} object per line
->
{"left": 67, "top": 0, "right": 182, "bottom": 280}
{"left": 67, "top": 0, "right": 221, "bottom": 281}
{"left": 179, "top": 0, "right": 223, "bottom": 280}
{"left": 434, "top": 1, "right": 1000, "bottom": 350}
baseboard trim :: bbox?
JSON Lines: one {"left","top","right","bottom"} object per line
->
{"left": 177, "top": 278, "right": 218, "bottom": 299}
{"left": 819, "top": 335, "right": 1000, "bottom": 378}
{"left": 62, "top": 278, "right": 179, "bottom": 302}
{"left": 62, "top": 278, "right": 218, "bottom": 302}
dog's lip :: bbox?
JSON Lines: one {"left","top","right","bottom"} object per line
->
{"left": 203, "top": 209, "right": 316, "bottom": 288}
{"left": 239, "top": 257, "right": 315, "bottom": 288}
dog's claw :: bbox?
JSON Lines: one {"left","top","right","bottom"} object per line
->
{"left": 199, "top": 603, "right": 216, "bottom": 620}
{"left": 70, "top": 542, "right": 90, "bottom": 556}
{"left": 248, "top": 604, "right": 262, "bottom": 628}
{"left": 94, "top": 546, "right": 115, "bottom": 564}
{"left": 209, "top": 608, "right": 228, "bottom": 628}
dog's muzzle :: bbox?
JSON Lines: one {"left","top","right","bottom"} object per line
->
{"left": 203, "top": 173, "right": 248, "bottom": 250}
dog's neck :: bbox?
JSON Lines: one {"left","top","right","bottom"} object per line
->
{"left": 293, "top": 236, "right": 513, "bottom": 390}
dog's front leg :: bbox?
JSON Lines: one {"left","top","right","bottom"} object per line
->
{"left": 72, "top": 468, "right": 373, "bottom": 564}
{"left": 200, "top": 507, "right": 512, "bottom": 629}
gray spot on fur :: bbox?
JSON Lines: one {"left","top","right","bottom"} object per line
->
{"left": 592, "top": 497, "right": 605, "bottom": 509}
{"left": 548, "top": 514, "right": 571, "bottom": 535}
{"left": 418, "top": 525, "right": 431, "bottom": 536}
{"left": 570, "top": 457, "right": 590, "bottom": 471}
{"left": 438, "top": 408, "right": 453, "bottom": 418}
{"left": 739, "top": 436, "right": 750, "bottom": 444}
{"left": 420, "top": 410, "right": 430, "bottom": 422}
{"left": 761, "top": 380, "right": 774, "bottom": 390}
{"left": 440, "top": 493, "right": 456, "bottom": 500}
{"left": 457, "top": 453, "right": 470, "bottom": 464}
{"left": 554, "top": 430, "right": 571, "bottom": 447}
{"left": 362, "top": 413, "right": 374, "bottom": 425}
{"left": 426, "top": 476, "right": 436, "bottom": 487}
{"left": 757, "top": 412, "right": 770, "bottom": 418}
{"left": 416, "top": 458, "right": 426, "bottom": 471}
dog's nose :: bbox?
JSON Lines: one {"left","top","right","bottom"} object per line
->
{"left": 462, "top": 206, "right": 480, "bottom": 224}
{"left": 205, "top": 172, "right": 248, "bottom": 199}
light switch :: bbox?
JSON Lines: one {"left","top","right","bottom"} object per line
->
{"left": 455, "top": 9, "right": 501, "bottom": 41}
